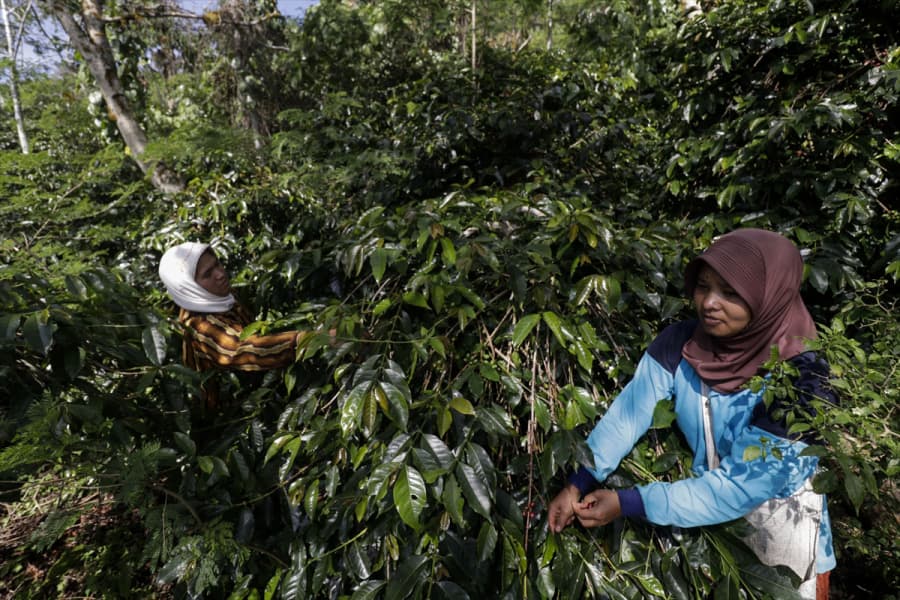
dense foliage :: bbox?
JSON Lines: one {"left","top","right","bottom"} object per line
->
{"left": 1, "top": 0, "right": 898, "bottom": 598}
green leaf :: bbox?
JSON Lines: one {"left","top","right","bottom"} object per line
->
{"left": 278, "top": 437, "right": 302, "bottom": 481}
{"left": 807, "top": 265, "right": 828, "bottom": 293}
{"left": 573, "top": 274, "right": 621, "bottom": 308}
{"left": 422, "top": 434, "right": 454, "bottom": 470}
{"left": 712, "top": 574, "right": 740, "bottom": 600}
{"left": 361, "top": 387, "right": 377, "bottom": 437}
{"left": 449, "top": 395, "right": 475, "bottom": 415}
{"left": 304, "top": 480, "right": 319, "bottom": 518}
{"left": 633, "top": 573, "right": 665, "bottom": 597}
{"left": 235, "top": 508, "right": 255, "bottom": 543}
{"left": 384, "top": 554, "right": 429, "bottom": 600}
{"left": 598, "top": 275, "right": 621, "bottom": 306}
{"left": 142, "top": 324, "right": 167, "bottom": 366}
{"left": 570, "top": 340, "right": 593, "bottom": 372}
{"left": 739, "top": 564, "right": 802, "bottom": 599}
{"left": 886, "top": 259, "right": 900, "bottom": 281}
{"left": 742, "top": 445, "right": 763, "bottom": 462}
{"left": 842, "top": 469, "right": 865, "bottom": 513}
{"left": 440, "top": 237, "right": 457, "bottom": 266}
{"left": 651, "top": 399, "right": 676, "bottom": 429}
{"left": 173, "top": 432, "right": 196, "bottom": 457}
{"left": 380, "top": 381, "right": 410, "bottom": 430}
{"left": 479, "top": 363, "right": 500, "bottom": 382}
{"left": 23, "top": 311, "right": 53, "bottom": 356}
{"left": 370, "top": 247, "right": 388, "bottom": 283}
{"left": 428, "top": 336, "right": 446, "bottom": 357}
{"left": 573, "top": 275, "right": 598, "bottom": 306}
{"left": 65, "top": 275, "right": 88, "bottom": 300}
{"left": 341, "top": 382, "right": 369, "bottom": 437}
{"left": 373, "top": 298, "right": 392, "bottom": 316}
{"left": 437, "top": 406, "right": 453, "bottom": 437}
{"left": 264, "top": 570, "right": 283, "bottom": 600}
{"left": 476, "top": 521, "right": 498, "bottom": 562}
{"left": 347, "top": 542, "right": 371, "bottom": 580}
{"left": 284, "top": 368, "right": 297, "bottom": 395}
{"left": 351, "top": 581, "right": 386, "bottom": 600}
{"left": 282, "top": 544, "right": 308, "bottom": 598}
{"left": 0, "top": 313, "right": 20, "bottom": 342}
{"left": 511, "top": 313, "right": 541, "bottom": 347}
{"left": 264, "top": 434, "right": 296, "bottom": 465}
{"left": 541, "top": 311, "right": 568, "bottom": 346}
{"left": 198, "top": 455, "right": 214, "bottom": 474}
{"left": 402, "top": 291, "right": 430, "bottom": 310}
{"left": 455, "top": 463, "right": 492, "bottom": 519}
{"left": 211, "top": 456, "right": 230, "bottom": 477}
{"left": 393, "top": 465, "right": 427, "bottom": 529}
{"left": 434, "top": 581, "right": 471, "bottom": 600}
{"left": 442, "top": 474, "right": 465, "bottom": 525}
{"left": 239, "top": 320, "right": 265, "bottom": 339}
{"left": 156, "top": 553, "right": 190, "bottom": 585}
{"left": 63, "top": 346, "right": 85, "bottom": 378}
{"left": 232, "top": 450, "right": 251, "bottom": 482}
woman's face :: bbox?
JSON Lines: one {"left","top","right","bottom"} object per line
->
{"left": 693, "top": 265, "right": 752, "bottom": 338}
{"left": 194, "top": 250, "right": 231, "bottom": 297}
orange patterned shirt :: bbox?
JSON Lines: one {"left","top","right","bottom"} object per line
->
{"left": 179, "top": 301, "right": 299, "bottom": 407}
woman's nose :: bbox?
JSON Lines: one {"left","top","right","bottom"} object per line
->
{"left": 702, "top": 292, "right": 721, "bottom": 309}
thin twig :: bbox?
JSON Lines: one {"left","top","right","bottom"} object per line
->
{"left": 524, "top": 347, "right": 539, "bottom": 553}
{"left": 150, "top": 484, "right": 202, "bottom": 526}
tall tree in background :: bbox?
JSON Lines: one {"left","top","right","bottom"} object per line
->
{"left": 203, "top": 0, "right": 290, "bottom": 145}
{"left": 41, "top": 0, "right": 185, "bottom": 192}
{"left": 1, "top": 0, "right": 30, "bottom": 153}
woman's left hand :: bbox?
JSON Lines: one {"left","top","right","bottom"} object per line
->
{"left": 572, "top": 489, "right": 621, "bottom": 528}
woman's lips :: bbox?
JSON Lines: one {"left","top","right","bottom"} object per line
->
{"left": 702, "top": 315, "right": 722, "bottom": 327}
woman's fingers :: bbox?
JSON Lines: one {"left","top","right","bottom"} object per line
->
{"left": 547, "top": 485, "right": 580, "bottom": 532}
{"left": 573, "top": 489, "right": 621, "bottom": 528}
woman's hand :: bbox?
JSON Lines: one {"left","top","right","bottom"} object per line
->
{"left": 548, "top": 484, "right": 580, "bottom": 533}
{"left": 573, "top": 489, "right": 621, "bottom": 528}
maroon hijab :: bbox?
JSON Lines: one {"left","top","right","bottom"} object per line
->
{"left": 682, "top": 229, "right": 817, "bottom": 392}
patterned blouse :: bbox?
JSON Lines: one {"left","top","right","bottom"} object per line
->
{"left": 179, "top": 302, "right": 299, "bottom": 407}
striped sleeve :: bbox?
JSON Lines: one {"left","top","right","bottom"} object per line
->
{"left": 183, "top": 309, "right": 300, "bottom": 372}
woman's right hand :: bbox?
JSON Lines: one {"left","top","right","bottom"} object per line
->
{"left": 548, "top": 484, "right": 580, "bottom": 533}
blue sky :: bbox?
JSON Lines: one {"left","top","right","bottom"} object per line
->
{"left": 20, "top": 1, "right": 321, "bottom": 70}
{"left": 177, "top": 1, "right": 320, "bottom": 18}
{"left": 276, "top": 0, "right": 320, "bottom": 17}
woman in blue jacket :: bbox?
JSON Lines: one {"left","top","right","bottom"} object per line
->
{"left": 548, "top": 228, "right": 835, "bottom": 599}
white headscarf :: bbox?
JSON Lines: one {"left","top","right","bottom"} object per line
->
{"left": 158, "top": 242, "right": 235, "bottom": 313}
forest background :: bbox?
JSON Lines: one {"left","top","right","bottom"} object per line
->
{"left": 0, "top": 0, "right": 898, "bottom": 598}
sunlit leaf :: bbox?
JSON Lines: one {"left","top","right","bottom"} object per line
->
{"left": 422, "top": 434, "right": 454, "bottom": 470}
{"left": 370, "top": 247, "right": 388, "bottom": 283}
{"left": 449, "top": 395, "right": 475, "bottom": 415}
{"left": 142, "top": 324, "right": 167, "bottom": 366}
{"left": 351, "top": 580, "right": 386, "bottom": 600}
{"left": 511, "top": 313, "right": 541, "bottom": 347}
{"left": 541, "top": 311, "right": 567, "bottom": 346}
{"left": 393, "top": 465, "right": 427, "bottom": 529}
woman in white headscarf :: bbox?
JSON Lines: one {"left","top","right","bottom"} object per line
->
{"left": 159, "top": 242, "right": 307, "bottom": 408}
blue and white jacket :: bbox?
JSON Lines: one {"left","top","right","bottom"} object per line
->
{"left": 569, "top": 320, "right": 836, "bottom": 573}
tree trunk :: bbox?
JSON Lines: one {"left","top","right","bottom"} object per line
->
{"left": 546, "top": 0, "right": 553, "bottom": 51}
{"left": 1, "top": 0, "right": 29, "bottom": 154}
{"left": 470, "top": 0, "right": 476, "bottom": 71}
{"left": 49, "top": 0, "right": 183, "bottom": 193}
